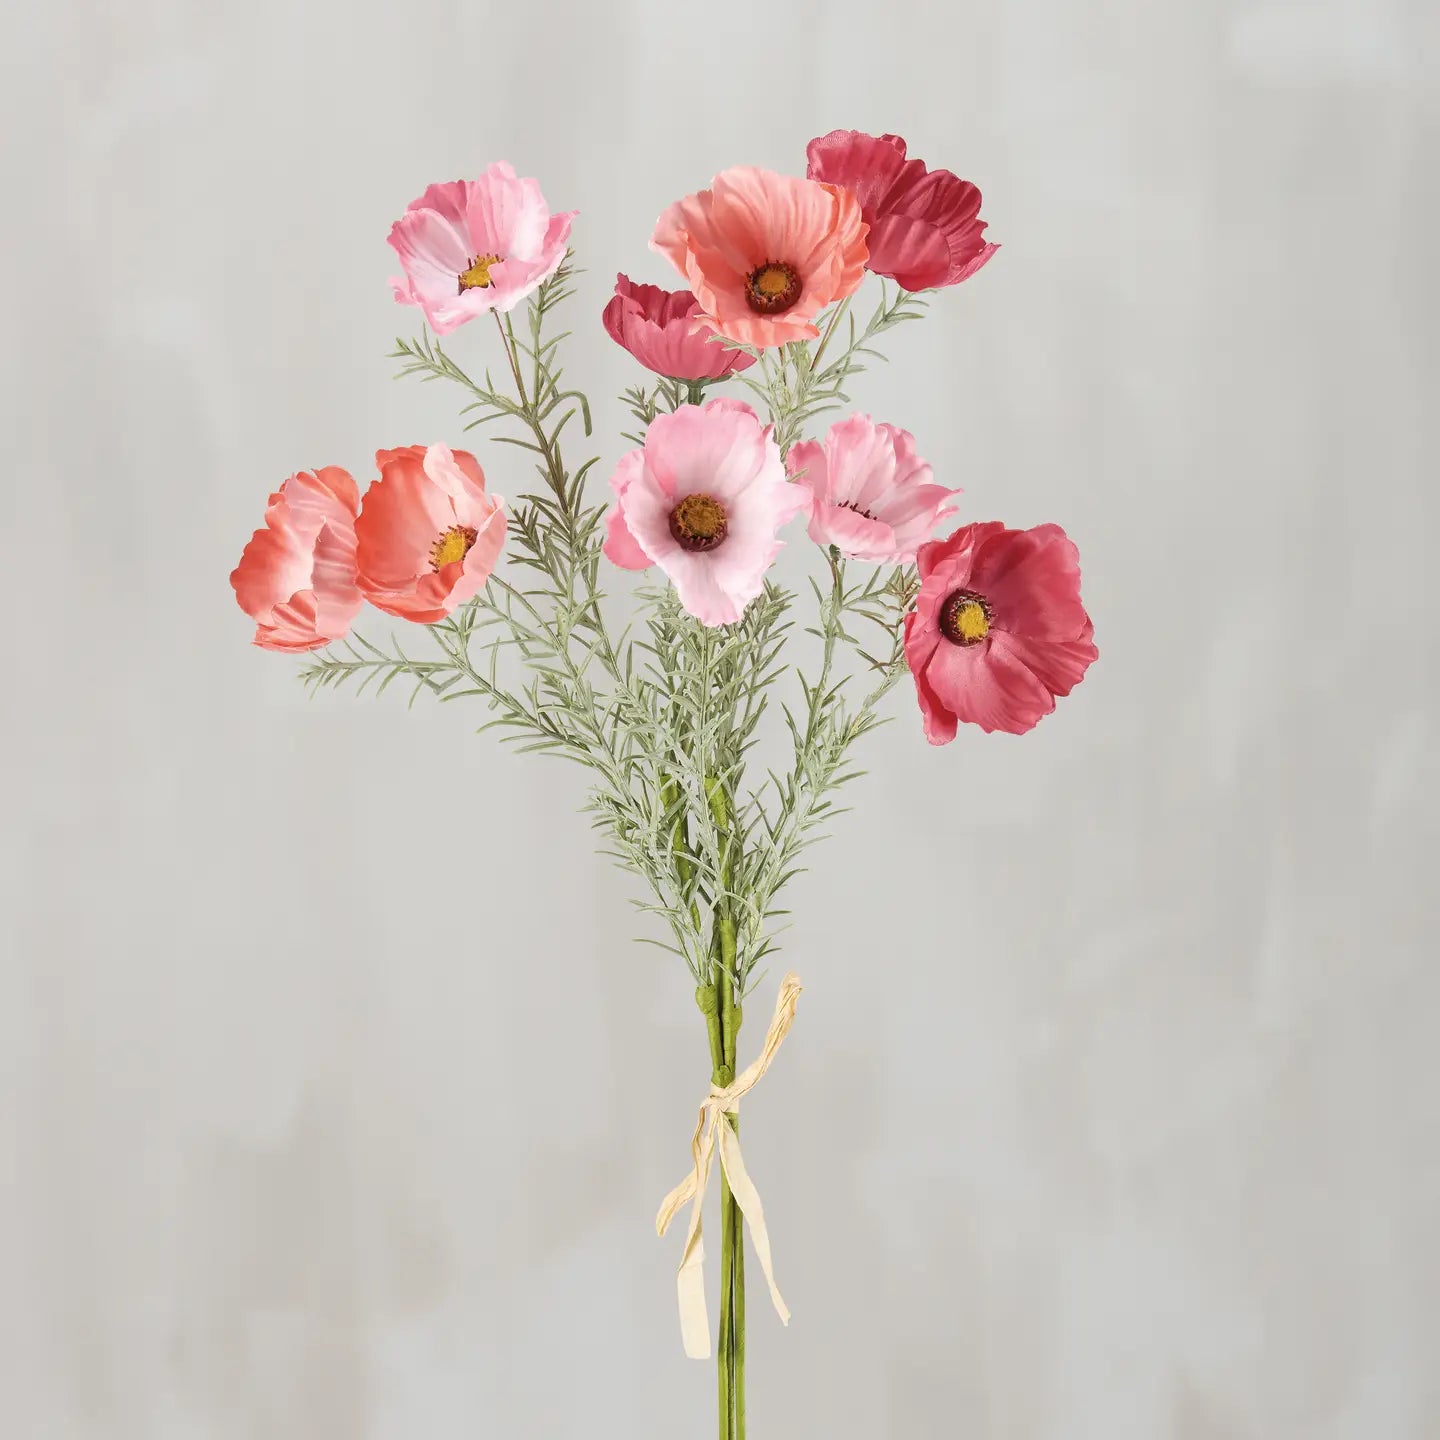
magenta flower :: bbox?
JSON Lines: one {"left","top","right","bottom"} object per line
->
{"left": 387, "top": 163, "right": 576, "bottom": 334}
{"left": 787, "top": 413, "right": 958, "bottom": 563}
{"left": 603, "top": 275, "right": 757, "bottom": 382}
{"left": 903, "top": 522, "right": 1097, "bottom": 740}
{"left": 602, "top": 398, "right": 805, "bottom": 626}
{"left": 806, "top": 130, "right": 998, "bottom": 293}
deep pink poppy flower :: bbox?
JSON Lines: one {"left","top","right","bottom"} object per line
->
{"left": 602, "top": 398, "right": 805, "bottom": 626}
{"left": 231, "top": 466, "right": 363, "bottom": 652}
{"left": 904, "top": 522, "right": 1097, "bottom": 740}
{"left": 787, "top": 413, "right": 959, "bottom": 563}
{"left": 806, "top": 130, "right": 998, "bottom": 293}
{"left": 354, "top": 445, "right": 506, "bottom": 623}
{"left": 602, "top": 274, "right": 757, "bottom": 382}
{"left": 387, "top": 163, "right": 576, "bottom": 334}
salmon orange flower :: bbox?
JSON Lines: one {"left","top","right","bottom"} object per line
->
{"left": 650, "top": 166, "right": 868, "bottom": 350}
{"left": 230, "top": 466, "right": 362, "bottom": 652}
{"left": 354, "top": 445, "right": 506, "bottom": 623}
{"left": 904, "top": 522, "right": 1097, "bottom": 739}
{"left": 387, "top": 163, "right": 576, "bottom": 335}
{"left": 806, "top": 130, "right": 998, "bottom": 293}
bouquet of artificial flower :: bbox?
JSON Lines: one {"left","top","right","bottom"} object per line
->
{"left": 230, "top": 128, "right": 1097, "bottom": 1439}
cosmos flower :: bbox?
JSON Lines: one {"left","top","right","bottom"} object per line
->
{"left": 787, "top": 413, "right": 958, "bottom": 563}
{"left": 806, "top": 130, "right": 997, "bottom": 292}
{"left": 650, "top": 166, "right": 867, "bottom": 349}
{"left": 354, "top": 445, "right": 506, "bottom": 623}
{"left": 387, "top": 162, "right": 575, "bottom": 334}
{"left": 602, "top": 398, "right": 805, "bottom": 625}
{"left": 904, "top": 522, "right": 1096, "bottom": 738}
{"left": 230, "top": 466, "right": 363, "bottom": 652}
{"left": 602, "top": 274, "right": 757, "bottom": 381}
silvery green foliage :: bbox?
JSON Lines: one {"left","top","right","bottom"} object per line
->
{"left": 301, "top": 261, "right": 923, "bottom": 995}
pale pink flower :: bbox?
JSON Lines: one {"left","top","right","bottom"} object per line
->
{"left": 354, "top": 445, "right": 506, "bottom": 623}
{"left": 387, "top": 163, "right": 576, "bottom": 334}
{"left": 602, "top": 398, "right": 805, "bottom": 626}
{"left": 231, "top": 466, "right": 362, "bottom": 652}
{"left": 903, "top": 522, "right": 1097, "bottom": 740}
{"left": 787, "top": 413, "right": 958, "bottom": 562}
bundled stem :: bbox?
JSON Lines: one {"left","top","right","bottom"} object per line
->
{"left": 705, "top": 775, "right": 745, "bottom": 1439}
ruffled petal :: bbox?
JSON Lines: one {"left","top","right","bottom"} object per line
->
{"left": 974, "top": 523, "right": 1091, "bottom": 641}
{"left": 924, "top": 636, "right": 1055, "bottom": 735}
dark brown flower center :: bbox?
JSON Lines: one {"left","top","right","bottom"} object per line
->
{"left": 939, "top": 589, "right": 991, "bottom": 646}
{"left": 668, "top": 493, "right": 729, "bottom": 552}
{"left": 839, "top": 500, "right": 879, "bottom": 521}
{"left": 430, "top": 524, "right": 478, "bottom": 570}
{"left": 457, "top": 254, "right": 501, "bottom": 292}
{"left": 745, "top": 261, "right": 802, "bottom": 315}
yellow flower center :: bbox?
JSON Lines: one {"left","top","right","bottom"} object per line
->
{"left": 668, "top": 493, "right": 729, "bottom": 552}
{"left": 745, "top": 261, "right": 802, "bottom": 315}
{"left": 940, "top": 589, "right": 992, "bottom": 646}
{"left": 430, "top": 524, "right": 478, "bottom": 570}
{"left": 457, "top": 253, "right": 501, "bottom": 292}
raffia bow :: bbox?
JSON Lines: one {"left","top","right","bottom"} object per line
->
{"left": 655, "top": 972, "right": 802, "bottom": 1359}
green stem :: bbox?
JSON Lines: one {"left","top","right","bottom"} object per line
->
{"left": 731, "top": 1123, "right": 746, "bottom": 1440}
{"left": 809, "top": 295, "right": 850, "bottom": 372}
{"left": 704, "top": 776, "right": 745, "bottom": 1440}
{"left": 718, "top": 1157, "right": 736, "bottom": 1439}
{"left": 708, "top": 978, "right": 744, "bottom": 1440}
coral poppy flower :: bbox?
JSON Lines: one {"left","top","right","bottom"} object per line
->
{"left": 354, "top": 445, "right": 506, "bottom": 623}
{"left": 387, "top": 163, "right": 576, "bottom": 334}
{"left": 602, "top": 398, "right": 805, "bottom": 626}
{"left": 787, "top": 413, "right": 959, "bottom": 563}
{"left": 231, "top": 466, "right": 363, "bottom": 652}
{"left": 650, "top": 166, "right": 868, "bottom": 350}
{"left": 806, "top": 130, "right": 998, "bottom": 293}
{"left": 602, "top": 274, "right": 757, "bottom": 382}
{"left": 903, "top": 522, "right": 1097, "bottom": 740}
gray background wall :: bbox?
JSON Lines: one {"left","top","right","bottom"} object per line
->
{"left": 3, "top": 1, "right": 1437, "bottom": 1436}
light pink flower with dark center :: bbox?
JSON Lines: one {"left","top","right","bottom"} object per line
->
{"left": 904, "top": 522, "right": 1097, "bottom": 739}
{"left": 806, "top": 130, "right": 998, "bottom": 293}
{"left": 787, "top": 413, "right": 959, "bottom": 563}
{"left": 602, "top": 274, "right": 757, "bottom": 382}
{"left": 231, "top": 466, "right": 363, "bottom": 652}
{"left": 602, "top": 398, "right": 805, "bottom": 626}
{"left": 387, "top": 163, "right": 576, "bottom": 334}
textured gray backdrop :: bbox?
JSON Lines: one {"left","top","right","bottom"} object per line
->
{"left": 3, "top": 1, "right": 1437, "bottom": 1436}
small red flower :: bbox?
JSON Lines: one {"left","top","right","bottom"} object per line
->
{"left": 806, "top": 130, "right": 998, "bottom": 293}
{"left": 904, "top": 522, "right": 1096, "bottom": 740}
{"left": 603, "top": 275, "right": 756, "bottom": 382}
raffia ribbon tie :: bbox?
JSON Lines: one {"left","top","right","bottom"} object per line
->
{"left": 655, "top": 972, "right": 802, "bottom": 1360}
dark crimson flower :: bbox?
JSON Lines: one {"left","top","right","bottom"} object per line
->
{"left": 806, "top": 130, "right": 998, "bottom": 293}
